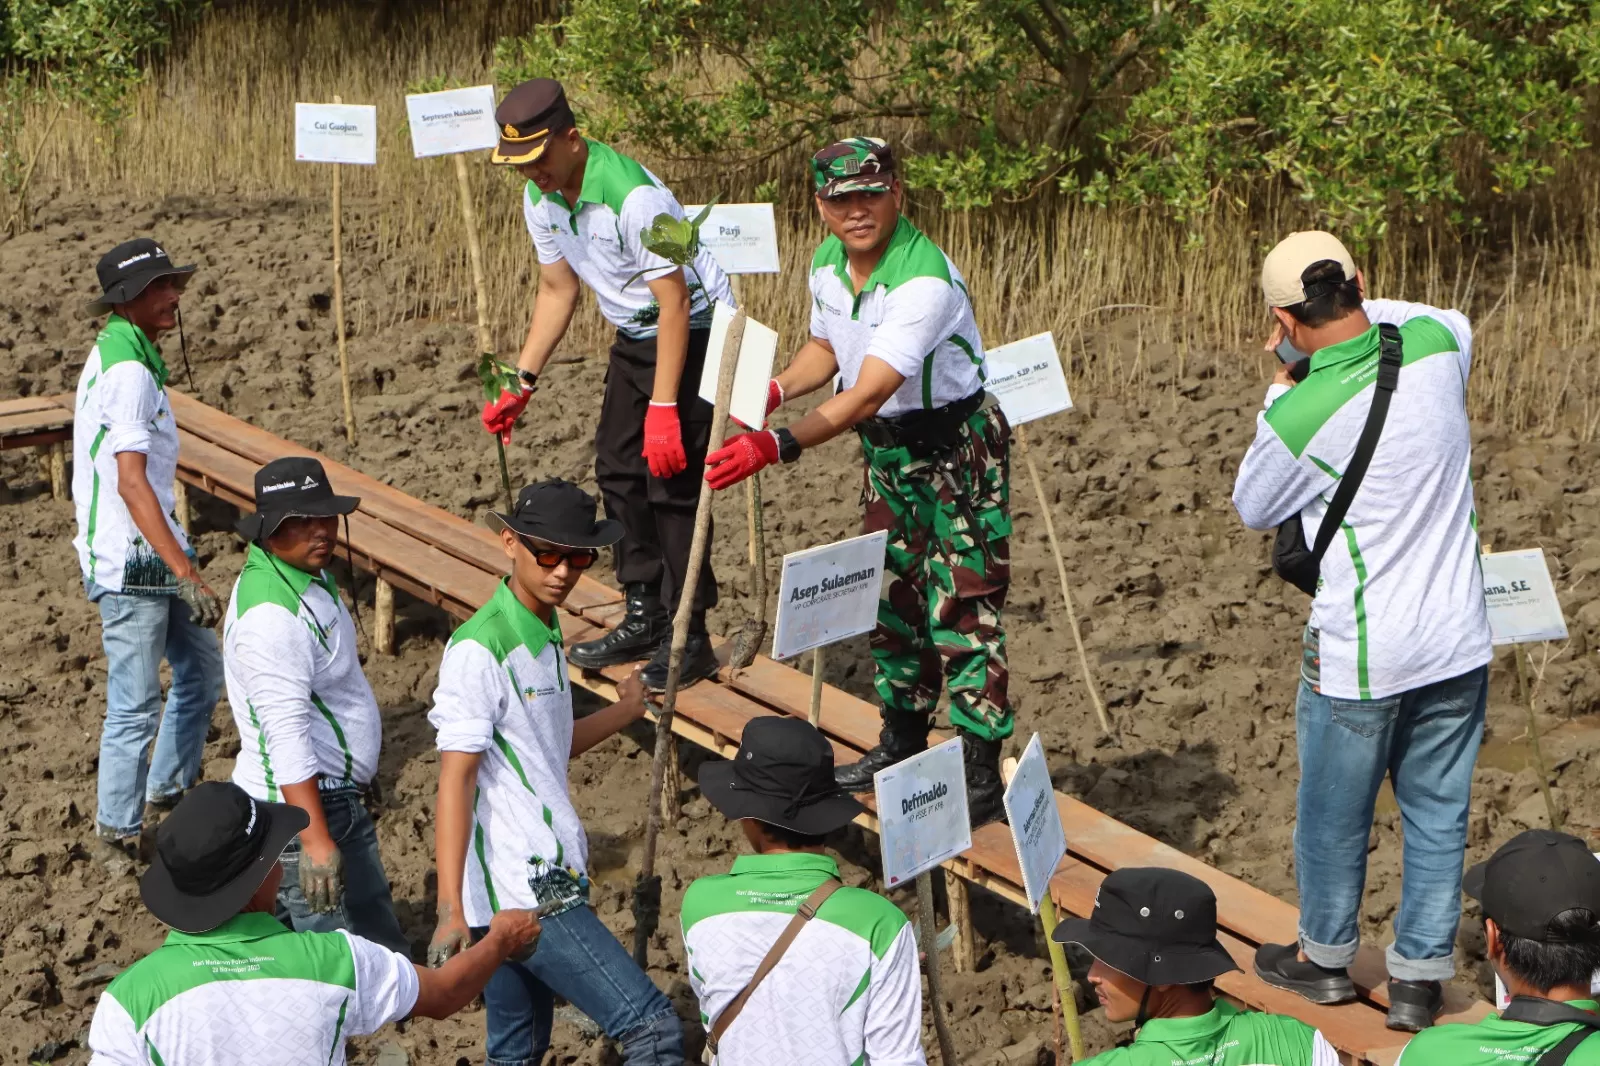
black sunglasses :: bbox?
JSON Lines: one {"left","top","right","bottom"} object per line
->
{"left": 516, "top": 535, "right": 599, "bottom": 571}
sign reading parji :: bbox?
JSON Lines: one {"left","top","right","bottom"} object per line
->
{"left": 985, "top": 332, "right": 1073, "bottom": 426}
{"left": 698, "top": 301, "right": 780, "bottom": 432}
{"left": 876, "top": 737, "right": 972, "bottom": 887}
{"left": 1482, "top": 548, "right": 1568, "bottom": 645}
{"left": 295, "top": 102, "right": 379, "bottom": 165}
{"left": 405, "top": 85, "right": 498, "bottom": 158}
{"left": 771, "top": 530, "right": 889, "bottom": 661}
{"left": 1003, "top": 734, "right": 1068, "bottom": 913}
{"left": 684, "top": 204, "right": 780, "bottom": 274}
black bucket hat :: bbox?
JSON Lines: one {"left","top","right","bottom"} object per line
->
{"left": 1465, "top": 829, "right": 1600, "bottom": 942}
{"left": 236, "top": 456, "right": 360, "bottom": 542}
{"left": 140, "top": 781, "right": 308, "bottom": 934}
{"left": 86, "top": 238, "right": 197, "bottom": 315}
{"left": 486, "top": 478, "right": 624, "bottom": 550}
{"left": 1054, "top": 867, "right": 1241, "bottom": 986}
{"left": 699, "top": 716, "right": 866, "bottom": 836}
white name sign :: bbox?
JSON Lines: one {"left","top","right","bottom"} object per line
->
{"left": 294, "top": 103, "right": 378, "bottom": 165}
{"left": 984, "top": 332, "right": 1073, "bottom": 426}
{"left": 685, "top": 203, "right": 780, "bottom": 274}
{"left": 405, "top": 85, "right": 498, "bottom": 158}
{"left": 1482, "top": 548, "right": 1568, "bottom": 645}
{"left": 1003, "top": 734, "right": 1067, "bottom": 913}
{"left": 771, "top": 530, "right": 888, "bottom": 661}
{"left": 876, "top": 737, "right": 972, "bottom": 887}
{"left": 699, "top": 301, "right": 780, "bottom": 432}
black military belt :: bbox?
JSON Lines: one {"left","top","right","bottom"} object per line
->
{"left": 857, "top": 390, "right": 985, "bottom": 453}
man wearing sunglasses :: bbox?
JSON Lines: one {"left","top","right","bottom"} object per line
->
{"left": 426, "top": 479, "right": 686, "bottom": 1065}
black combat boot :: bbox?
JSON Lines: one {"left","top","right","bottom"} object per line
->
{"left": 834, "top": 713, "right": 931, "bottom": 793}
{"left": 961, "top": 731, "right": 1006, "bottom": 828}
{"left": 640, "top": 626, "right": 720, "bottom": 692}
{"left": 568, "top": 583, "right": 669, "bottom": 669}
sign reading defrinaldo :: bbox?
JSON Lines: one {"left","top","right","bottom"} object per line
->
{"left": 294, "top": 102, "right": 379, "bottom": 165}
{"left": 1003, "top": 733, "right": 1067, "bottom": 913}
{"left": 405, "top": 85, "right": 498, "bottom": 158}
{"left": 875, "top": 737, "right": 972, "bottom": 887}
{"left": 984, "top": 332, "right": 1073, "bottom": 426}
{"left": 698, "top": 300, "right": 780, "bottom": 431}
{"left": 771, "top": 530, "right": 889, "bottom": 661}
{"left": 1482, "top": 548, "right": 1568, "bottom": 645}
{"left": 684, "top": 203, "right": 780, "bottom": 274}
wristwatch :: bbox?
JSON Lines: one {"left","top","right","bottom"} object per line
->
{"left": 518, "top": 369, "right": 539, "bottom": 391}
{"left": 774, "top": 427, "right": 802, "bottom": 464}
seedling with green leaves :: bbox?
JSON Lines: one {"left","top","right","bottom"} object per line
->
{"left": 625, "top": 201, "right": 716, "bottom": 293}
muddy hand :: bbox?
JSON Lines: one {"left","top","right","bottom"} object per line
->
{"left": 176, "top": 574, "right": 223, "bottom": 628}
{"left": 428, "top": 914, "right": 472, "bottom": 968}
{"left": 488, "top": 907, "right": 542, "bottom": 963}
{"left": 299, "top": 841, "right": 344, "bottom": 914}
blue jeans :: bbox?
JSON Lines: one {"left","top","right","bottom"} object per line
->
{"left": 1294, "top": 664, "right": 1488, "bottom": 982}
{"left": 276, "top": 786, "right": 409, "bottom": 955}
{"left": 474, "top": 904, "right": 684, "bottom": 1066}
{"left": 90, "top": 584, "right": 223, "bottom": 837}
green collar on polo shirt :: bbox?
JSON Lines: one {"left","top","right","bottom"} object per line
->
{"left": 536, "top": 139, "right": 655, "bottom": 225}
{"left": 491, "top": 578, "right": 563, "bottom": 658}
{"left": 163, "top": 911, "right": 289, "bottom": 947}
{"left": 729, "top": 851, "right": 842, "bottom": 878}
{"left": 100, "top": 313, "right": 170, "bottom": 390}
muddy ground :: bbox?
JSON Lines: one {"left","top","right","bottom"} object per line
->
{"left": 3, "top": 191, "right": 1600, "bottom": 1065}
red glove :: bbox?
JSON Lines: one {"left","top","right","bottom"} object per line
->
{"left": 482, "top": 386, "right": 531, "bottom": 445}
{"left": 705, "top": 430, "right": 780, "bottom": 491}
{"left": 642, "top": 402, "right": 687, "bottom": 479}
{"left": 733, "top": 379, "right": 786, "bottom": 431}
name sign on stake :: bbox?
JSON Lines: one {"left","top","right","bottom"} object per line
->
{"left": 294, "top": 102, "right": 378, "bottom": 165}
{"left": 1482, "top": 548, "right": 1568, "bottom": 645}
{"left": 405, "top": 85, "right": 498, "bottom": 158}
{"left": 1003, "top": 734, "right": 1068, "bottom": 914}
{"left": 875, "top": 737, "right": 972, "bottom": 887}
{"left": 984, "top": 332, "right": 1073, "bottom": 426}
{"left": 699, "top": 301, "right": 779, "bottom": 432}
{"left": 684, "top": 204, "right": 781, "bottom": 274}
{"left": 771, "top": 530, "right": 888, "bottom": 661}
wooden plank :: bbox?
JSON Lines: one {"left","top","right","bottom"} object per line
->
{"left": 0, "top": 396, "right": 71, "bottom": 418}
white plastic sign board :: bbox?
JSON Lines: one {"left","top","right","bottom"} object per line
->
{"left": 771, "top": 530, "right": 888, "bottom": 661}
{"left": 684, "top": 204, "right": 780, "bottom": 274}
{"left": 1482, "top": 548, "right": 1568, "bottom": 645}
{"left": 295, "top": 103, "right": 378, "bottom": 165}
{"left": 984, "top": 332, "right": 1073, "bottom": 426}
{"left": 1003, "top": 734, "right": 1067, "bottom": 913}
{"left": 405, "top": 85, "right": 498, "bottom": 158}
{"left": 875, "top": 737, "right": 972, "bottom": 887}
{"left": 699, "top": 301, "right": 780, "bottom": 431}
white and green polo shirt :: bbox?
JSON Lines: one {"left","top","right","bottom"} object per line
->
{"left": 681, "top": 852, "right": 926, "bottom": 1066}
{"left": 523, "top": 139, "right": 732, "bottom": 340}
{"left": 808, "top": 215, "right": 986, "bottom": 418}
{"left": 1082, "top": 1000, "right": 1339, "bottom": 1066}
{"left": 1232, "top": 299, "right": 1491, "bottom": 700}
{"left": 224, "top": 544, "right": 383, "bottom": 798}
{"left": 71, "top": 314, "right": 188, "bottom": 594}
{"left": 1394, "top": 999, "right": 1600, "bottom": 1065}
{"left": 429, "top": 580, "right": 584, "bottom": 928}
{"left": 86, "top": 912, "right": 418, "bottom": 1065}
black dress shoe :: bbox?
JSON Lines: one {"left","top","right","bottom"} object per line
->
{"left": 569, "top": 584, "right": 668, "bottom": 669}
{"left": 834, "top": 714, "right": 931, "bottom": 792}
{"left": 1386, "top": 979, "right": 1443, "bottom": 1032}
{"left": 640, "top": 631, "right": 719, "bottom": 692}
{"left": 1253, "top": 942, "right": 1357, "bottom": 1005}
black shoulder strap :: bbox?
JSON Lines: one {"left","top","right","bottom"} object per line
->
{"left": 1309, "top": 322, "right": 1403, "bottom": 565}
{"left": 1500, "top": 996, "right": 1600, "bottom": 1065}
{"left": 1540, "top": 1026, "right": 1599, "bottom": 1066}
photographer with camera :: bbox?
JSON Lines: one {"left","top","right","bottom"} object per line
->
{"left": 1232, "top": 232, "right": 1490, "bottom": 1033}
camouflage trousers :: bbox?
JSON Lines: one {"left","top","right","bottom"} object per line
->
{"left": 860, "top": 403, "right": 1014, "bottom": 741}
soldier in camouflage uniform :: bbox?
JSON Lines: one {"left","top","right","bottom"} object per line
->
{"left": 704, "top": 137, "right": 1012, "bottom": 826}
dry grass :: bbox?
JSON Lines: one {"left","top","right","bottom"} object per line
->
{"left": 10, "top": 0, "right": 1600, "bottom": 437}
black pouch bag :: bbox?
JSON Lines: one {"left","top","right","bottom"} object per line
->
{"left": 1272, "top": 323, "right": 1403, "bottom": 596}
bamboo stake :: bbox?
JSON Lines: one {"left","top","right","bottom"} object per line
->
{"left": 375, "top": 578, "right": 395, "bottom": 656}
{"left": 728, "top": 271, "right": 767, "bottom": 672}
{"left": 1515, "top": 646, "right": 1562, "bottom": 830}
{"left": 808, "top": 644, "right": 825, "bottom": 726}
{"left": 452, "top": 151, "right": 512, "bottom": 512}
{"left": 48, "top": 441, "right": 67, "bottom": 500}
{"left": 948, "top": 873, "right": 974, "bottom": 974}
{"left": 331, "top": 95, "right": 357, "bottom": 447}
{"left": 917, "top": 871, "right": 961, "bottom": 1066}
{"left": 173, "top": 478, "right": 190, "bottom": 533}
{"left": 1016, "top": 424, "right": 1112, "bottom": 738}
{"left": 633, "top": 310, "right": 745, "bottom": 968}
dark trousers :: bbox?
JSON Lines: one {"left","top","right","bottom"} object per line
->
{"left": 594, "top": 328, "right": 718, "bottom": 620}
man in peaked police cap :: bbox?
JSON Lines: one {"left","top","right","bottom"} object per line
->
{"left": 480, "top": 78, "right": 735, "bottom": 693}
{"left": 74, "top": 237, "right": 224, "bottom": 869}
{"left": 85, "top": 781, "right": 540, "bottom": 1065}
{"left": 1055, "top": 867, "right": 1339, "bottom": 1065}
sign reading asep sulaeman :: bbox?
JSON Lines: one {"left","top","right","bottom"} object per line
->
{"left": 772, "top": 530, "right": 889, "bottom": 660}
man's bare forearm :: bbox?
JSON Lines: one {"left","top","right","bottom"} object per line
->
{"left": 411, "top": 928, "right": 516, "bottom": 1019}
{"left": 648, "top": 277, "right": 691, "bottom": 404}
{"left": 516, "top": 282, "right": 579, "bottom": 377}
{"left": 434, "top": 753, "right": 478, "bottom": 917}
{"left": 280, "top": 778, "right": 335, "bottom": 850}
{"left": 775, "top": 340, "right": 840, "bottom": 401}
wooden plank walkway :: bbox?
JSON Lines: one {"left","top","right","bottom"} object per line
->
{"left": 8, "top": 391, "right": 1489, "bottom": 1062}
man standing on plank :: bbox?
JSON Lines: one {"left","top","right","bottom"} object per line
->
{"left": 683, "top": 716, "right": 926, "bottom": 1065}
{"left": 73, "top": 237, "right": 224, "bottom": 868}
{"left": 223, "top": 456, "right": 408, "bottom": 953}
{"left": 87, "top": 781, "right": 541, "bottom": 1065}
{"left": 481, "top": 78, "right": 734, "bottom": 691}
{"left": 427, "top": 479, "right": 685, "bottom": 1065}
{"left": 703, "top": 137, "right": 1011, "bottom": 826}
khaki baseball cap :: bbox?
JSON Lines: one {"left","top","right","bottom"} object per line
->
{"left": 1261, "top": 231, "right": 1356, "bottom": 307}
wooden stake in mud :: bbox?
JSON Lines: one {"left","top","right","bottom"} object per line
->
{"left": 46, "top": 441, "right": 67, "bottom": 500}
{"left": 173, "top": 478, "right": 191, "bottom": 533}
{"left": 632, "top": 309, "right": 745, "bottom": 968}
{"left": 727, "top": 274, "right": 768, "bottom": 673}
{"left": 374, "top": 577, "right": 395, "bottom": 656}
{"left": 450, "top": 151, "right": 512, "bottom": 512}
{"left": 1515, "top": 645, "right": 1562, "bottom": 830}
{"left": 1039, "top": 894, "right": 1086, "bottom": 1062}
{"left": 948, "top": 874, "right": 974, "bottom": 974}
{"left": 331, "top": 95, "right": 357, "bottom": 448}
{"left": 1016, "top": 423, "right": 1112, "bottom": 739}
{"left": 808, "top": 645, "right": 825, "bottom": 726}
{"left": 917, "top": 871, "right": 961, "bottom": 1066}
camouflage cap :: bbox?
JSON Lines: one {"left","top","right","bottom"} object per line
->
{"left": 811, "top": 137, "right": 896, "bottom": 199}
